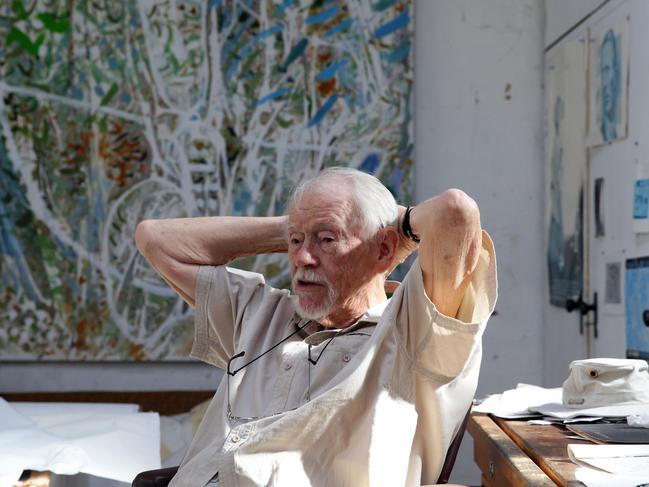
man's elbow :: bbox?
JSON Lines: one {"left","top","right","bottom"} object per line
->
{"left": 134, "top": 219, "right": 158, "bottom": 259}
{"left": 438, "top": 189, "right": 482, "bottom": 277}
{"left": 438, "top": 189, "right": 481, "bottom": 230}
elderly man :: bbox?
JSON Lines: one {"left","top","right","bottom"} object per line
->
{"left": 135, "top": 167, "right": 497, "bottom": 487}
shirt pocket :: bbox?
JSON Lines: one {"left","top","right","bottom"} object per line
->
{"left": 306, "top": 333, "right": 370, "bottom": 396}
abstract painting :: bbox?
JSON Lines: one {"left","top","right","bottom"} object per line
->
{"left": 0, "top": 0, "right": 414, "bottom": 360}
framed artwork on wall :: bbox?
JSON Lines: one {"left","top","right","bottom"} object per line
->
{"left": 588, "top": 19, "right": 629, "bottom": 147}
{"left": 545, "top": 40, "right": 586, "bottom": 307}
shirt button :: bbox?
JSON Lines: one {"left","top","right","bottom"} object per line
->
{"left": 231, "top": 434, "right": 240, "bottom": 443}
{"left": 343, "top": 354, "right": 351, "bottom": 363}
{"left": 284, "top": 362, "right": 293, "bottom": 370}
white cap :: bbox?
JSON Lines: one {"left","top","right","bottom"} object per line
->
{"left": 562, "top": 358, "right": 649, "bottom": 409}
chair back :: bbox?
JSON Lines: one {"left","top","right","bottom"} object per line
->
{"left": 435, "top": 406, "right": 472, "bottom": 484}
{"left": 132, "top": 466, "right": 178, "bottom": 487}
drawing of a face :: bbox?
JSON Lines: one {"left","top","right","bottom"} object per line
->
{"left": 600, "top": 30, "right": 619, "bottom": 124}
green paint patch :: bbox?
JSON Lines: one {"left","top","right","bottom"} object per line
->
{"left": 37, "top": 12, "right": 71, "bottom": 34}
{"left": 6, "top": 27, "right": 45, "bottom": 57}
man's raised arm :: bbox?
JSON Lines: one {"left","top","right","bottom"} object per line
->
{"left": 135, "top": 216, "right": 288, "bottom": 307}
{"left": 403, "top": 189, "right": 483, "bottom": 318}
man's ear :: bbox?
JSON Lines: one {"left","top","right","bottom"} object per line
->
{"left": 376, "top": 227, "right": 399, "bottom": 274}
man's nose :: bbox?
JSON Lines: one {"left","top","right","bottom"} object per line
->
{"left": 295, "top": 241, "right": 319, "bottom": 267}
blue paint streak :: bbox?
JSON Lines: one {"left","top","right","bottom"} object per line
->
{"left": 226, "top": 44, "right": 254, "bottom": 81}
{"left": 308, "top": 94, "right": 338, "bottom": 128}
{"left": 281, "top": 38, "right": 308, "bottom": 71}
{"left": 255, "top": 24, "right": 282, "bottom": 41}
{"left": 382, "top": 41, "right": 410, "bottom": 63}
{"left": 275, "top": 0, "right": 295, "bottom": 13}
{"left": 390, "top": 167, "right": 403, "bottom": 198}
{"left": 256, "top": 87, "right": 290, "bottom": 106}
{"left": 359, "top": 153, "right": 380, "bottom": 174}
{"left": 234, "top": 189, "right": 252, "bottom": 213}
{"left": 209, "top": 0, "right": 222, "bottom": 9}
{"left": 373, "top": 11, "right": 409, "bottom": 39}
{"left": 225, "top": 57, "right": 241, "bottom": 81}
{"left": 371, "top": 0, "right": 398, "bottom": 12}
{"left": 315, "top": 59, "right": 348, "bottom": 81}
{"left": 325, "top": 18, "right": 353, "bottom": 37}
{"left": 305, "top": 7, "right": 339, "bottom": 25}
{"left": 222, "top": 17, "right": 255, "bottom": 60}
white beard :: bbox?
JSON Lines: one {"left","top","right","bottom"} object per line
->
{"left": 293, "top": 269, "right": 337, "bottom": 320}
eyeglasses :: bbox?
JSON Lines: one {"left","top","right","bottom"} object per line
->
{"left": 226, "top": 318, "right": 340, "bottom": 422}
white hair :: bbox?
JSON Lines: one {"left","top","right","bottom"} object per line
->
{"left": 289, "top": 167, "right": 398, "bottom": 237}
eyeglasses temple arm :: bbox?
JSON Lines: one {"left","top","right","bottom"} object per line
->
{"left": 229, "top": 319, "right": 312, "bottom": 375}
{"left": 227, "top": 351, "right": 246, "bottom": 376}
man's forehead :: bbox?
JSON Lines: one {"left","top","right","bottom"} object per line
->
{"left": 288, "top": 191, "right": 354, "bottom": 228}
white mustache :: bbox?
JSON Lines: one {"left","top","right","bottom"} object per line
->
{"left": 294, "top": 269, "right": 330, "bottom": 286}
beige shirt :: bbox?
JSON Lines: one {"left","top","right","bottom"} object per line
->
{"left": 171, "top": 232, "right": 497, "bottom": 487}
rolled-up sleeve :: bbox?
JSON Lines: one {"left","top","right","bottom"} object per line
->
{"left": 394, "top": 230, "right": 497, "bottom": 382}
{"left": 190, "top": 265, "right": 267, "bottom": 368}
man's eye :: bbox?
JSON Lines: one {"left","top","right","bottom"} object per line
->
{"left": 321, "top": 237, "right": 334, "bottom": 243}
{"left": 290, "top": 238, "right": 302, "bottom": 245}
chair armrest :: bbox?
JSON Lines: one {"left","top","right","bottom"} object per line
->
{"left": 132, "top": 466, "right": 179, "bottom": 487}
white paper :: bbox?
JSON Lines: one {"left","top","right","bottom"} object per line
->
{"left": 575, "top": 466, "right": 649, "bottom": 487}
{"left": 533, "top": 402, "right": 649, "bottom": 420}
{"left": 569, "top": 444, "right": 649, "bottom": 477}
{"left": 12, "top": 402, "right": 140, "bottom": 416}
{"left": 475, "top": 384, "right": 649, "bottom": 420}
{"left": 0, "top": 398, "right": 160, "bottom": 486}
{"left": 628, "top": 413, "right": 649, "bottom": 428}
{"left": 473, "top": 384, "right": 560, "bottom": 418}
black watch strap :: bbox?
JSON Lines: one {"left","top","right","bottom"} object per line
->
{"left": 402, "top": 206, "right": 420, "bottom": 243}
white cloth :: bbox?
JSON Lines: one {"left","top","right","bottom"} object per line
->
{"left": 172, "top": 232, "right": 497, "bottom": 487}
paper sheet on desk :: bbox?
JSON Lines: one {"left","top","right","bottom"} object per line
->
{"left": 473, "top": 384, "right": 560, "bottom": 417}
{"left": 475, "top": 383, "right": 649, "bottom": 420}
{"left": 575, "top": 466, "right": 649, "bottom": 487}
{"left": 12, "top": 402, "right": 140, "bottom": 416}
{"left": 0, "top": 398, "right": 160, "bottom": 486}
{"left": 568, "top": 444, "right": 649, "bottom": 475}
{"left": 534, "top": 402, "right": 649, "bottom": 420}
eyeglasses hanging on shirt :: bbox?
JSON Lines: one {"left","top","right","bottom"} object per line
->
{"left": 226, "top": 317, "right": 342, "bottom": 423}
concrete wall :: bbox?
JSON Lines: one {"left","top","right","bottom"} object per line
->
{"left": 545, "top": 0, "right": 606, "bottom": 48}
{"left": 414, "top": 0, "right": 545, "bottom": 483}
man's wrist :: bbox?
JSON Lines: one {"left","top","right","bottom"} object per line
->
{"left": 401, "top": 206, "right": 420, "bottom": 243}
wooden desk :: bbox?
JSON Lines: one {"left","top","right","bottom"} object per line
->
{"left": 468, "top": 414, "right": 592, "bottom": 487}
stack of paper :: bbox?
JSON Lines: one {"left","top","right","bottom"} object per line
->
{"left": 0, "top": 398, "right": 160, "bottom": 486}
{"left": 473, "top": 384, "right": 561, "bottom": 418}
{"left": 569, "top": 444, "right": 649, "bottom": 486}
{"left": 475, "top": 383, "right": 649, "bottom": 423}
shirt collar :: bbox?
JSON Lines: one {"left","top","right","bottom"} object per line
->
{"left": 362, "top": 299, "right": 390, "bottom": 323}
{"left": 292, "top": 298, "right": 390, "bottom": 340}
